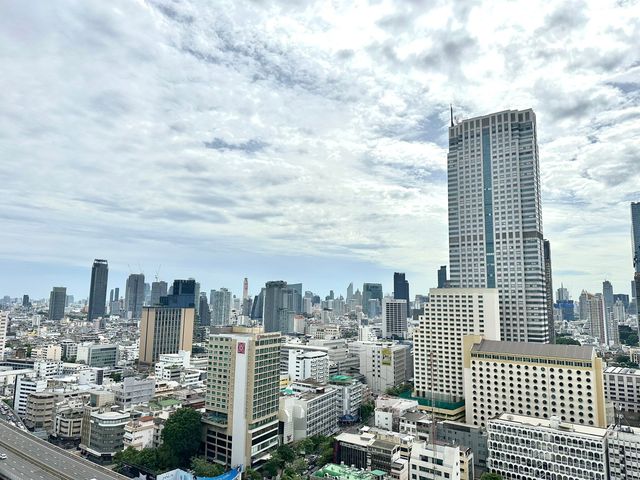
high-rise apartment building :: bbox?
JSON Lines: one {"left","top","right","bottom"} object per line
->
{"left": 463, "top": 336, "right": 607, "bottom": 428}
{"left": 357, "top": 341, "right": 408, "bottom": 394}
{"left": 243, "top": 277, "right": 249, "bottom": 300}
{"left": 437, "top": 265, "right": 448, "bottom": 288}
{"left": 447, "top": 109, "right": 549, "bottom": 343}
{"left": 125, "top": 273, "right": 145, "bottom": 320}
{"left": 139, "top": 292, "right": 195, "bottom": 367}
{"left": 414, "top": 288, "right": 500, "bottom": 405}
{"left": 393, "top": 273, "right": 410, "bottom": 317}
{"left": 0, "top": 312, "right": 8, "bottom": 361}
{"left": 632, "top": 202, "right": 640, "bottom": 272}
{"left": 203, "top": 327, "right": 281, "bottom": 469}
{"left": 87, "top": 259, "right": 108, "bottom": 322}
{"left": 263, "top": 281, "right": 288, "bottom": 332}
{"left": 556, "top": 284, "right": 569, "bottom": 302}
{"left": 199, "top": 293, "right": 211, "bottom": 326}
{"left": 210, "top": 288, "right": 232, "bottom": 326}
{"left": 603, "top": 280, "right": 614, "bottom": 319}
{"left": 347, "top": 283, "right": 354, "bottom": 302}
{"left": 362, "top": 283, "right": 383, "bottom": 318}
{"left": 48, "top": 286, "right": 67, "bottom": 321}
{"left": 381, "top": 297, "right": 408, "bottom": 339}
{"left": 150, "top": 281, "right": 167, "bottom": 306}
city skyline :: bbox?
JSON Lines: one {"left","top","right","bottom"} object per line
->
{"left": 1, "top": 1, "right": 639, "bottom": 300}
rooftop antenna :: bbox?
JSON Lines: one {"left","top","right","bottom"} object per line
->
{"left": 450, "top": 104, "right": 454, "bottom": 127}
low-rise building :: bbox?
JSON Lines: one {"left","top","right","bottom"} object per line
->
{"left": 123, "top": 415, "right": 155, "bottom": 450}
{"left": 358, "top": 342, "right": 408, "bottom": 395}
{"left": 112, "top": 377, "right": 155, "bottom": 410}
{"left": 13, "top": 376, "right": 47, "bottom": 417}
{"left": 280, "top": 384, "right": 337, "bottom": 443}
{"left": 52, "top": 402, "right": 84, "bottom": 442}
{"left": 79, "top": 407, "right": 130, "bottom": 463}
{"left": 374, "top": 396, "right": 418, "bottom": 431}
{"left": 329, "top": 374, "right": 363, "bottom": 421}
{"left": 607, "top": 425, "right": 640, "bottom": 479}
{"left": 24, "top": 391, "right": 55, "bottom": 431}
{"left": 409, "top": 441, "right": 462, "bottom": 480}
{"left": 487, "top": 413, "right": 608, "bottom": 480}
{"left": 287, "top": 349, "right": 329, "bottom": 384}
{"left": 604, "top": 366, "right": 640, "bottom": 421}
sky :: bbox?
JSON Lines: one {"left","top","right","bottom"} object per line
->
{"left": 1, "top": 0, "right": 639, "bottom": 301}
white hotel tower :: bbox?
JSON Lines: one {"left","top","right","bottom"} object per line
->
{"left": 447, "top": 109, "right": 550, "bottom": 343}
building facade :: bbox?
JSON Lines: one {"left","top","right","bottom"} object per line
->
{"left": 139, "top": 306, "right": 195, "bottom": 367}
{"left": 88, "top": 259, "right": 108, "bottom": 322}
{"left": 393, "top": 273, "right": 410, "bottom": 318}
{"left": 125, "top": 273, "right": 145, "bottom": 320}
{"left": 382, "top": 297, "right": 408, "bottom": 339}
{"left": 358, "top": 342, "right": 408, "bottom": 395}
{"left": 363, "top": 283, "right": 383, "bottom": 318}
{"left": 414, "top": 288, "right": 500, "bottom": 403}
{"left": 447, "top": 109, "right": 549, "bottom": 343}
{"left": 203, "top": 327, "right": 281, "bottom": 469}
{"left": 210, "top": 288, "right": 232, "bottom": 326}
{"left": 49, "top": 286, "right": 67, "bottom": 321}
{"left": 463, "top": 337, "right": 607, "bottom": 428}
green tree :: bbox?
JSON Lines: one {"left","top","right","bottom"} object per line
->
{"left": 276, "top": 444, "right": 296, "bottom": 463}
{"left": 295, "top": 438, "right": 315, "bottom": 455}
{"left": 624, "top": 333, "right": 639, "bottom": 346}
{"left": 162, "top": 408, "right": 202, "bottom": 467}
{"left": 556, "top": 337, "right": 580, "bottom": 345}
{"left": 110, "top": 372, "right": 122, "bottom": 382}
{"left": 480, "top": 473, "right": 503, "bottom": 480}
{"left": 191, "top": 456, "right": 224, "bottom": 477}
{"left": 245, "top": 467, "right": 262, "bottom": 480}
{"left": 360, "top": 401, "right": 375, "bottom": 422}
{"left": 262, "top": 459, "right": 280, "bottom": 478}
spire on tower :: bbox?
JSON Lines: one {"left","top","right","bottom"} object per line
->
{"left": 450, "top": 104, "right": 454, "bottom": 127}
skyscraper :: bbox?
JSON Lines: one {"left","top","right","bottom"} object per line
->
{"left": 603, "top": 280, "right": 614, "bottom": 319}
{"left": 251, "top": 288, "right": 265, "bottom": 320}
{"left": 346, "top": 282, "right": 353, "bottom": 302}
{"left": 381, "top": 297, "right": 407, "bottom": 338}
{"left": 211, "top": 288, "right": 232, "bottom": 326}
{"left": 393, "top": 272, "right": 410, "bottom": 317}
{"left": 263, "top": 281, "right": 288, "bottom": 333}
{"left": 243, "top": 277, "right": 249, "bottom": 300}
{"left": 87, "top": 259, "right": 108, "bottom": 322}
{"left": 556, "top": 284, "right": 569, "bottom": 302}
{"left": 437, "top": 265, "right": 448, "bottom": 288}
{"left": 48, "top": 286, "right": 67, "bottom": 321}
{"left": 125, "top": 273, "right": 145, "bottom": 320}
{"left": 150, "top": 281, "right": 168, "bottom": 306}
{"left": 544, "top": 239, "right": 554, "bottom": 343}
{"left": 362, "top": 283, "right": 383, "bottom": 318}
{"left": 22, "top": 295, "right": 30, "bottom": 308}
{"left": 203, "top": 327, "right": 281, "bottom": 468}
{"left": 0, "top": 312, "right": 7, "bottom": 361}
{"left": 198, "top": 293, "right": 211, "bottom": 326}
{"left": 286, "top": 283, "right": 303, "bottom": 314}
{"left": 632, "top": 202, "right": 640, "bottom": 272}
{"left": 447, "top": 109, "right": 549, "bottom": 343}
{"left": 138, "top": 286, "right": 195, "bottom": 367}
{"left": 166, "top": 279, "right": 197, "bottom": 308}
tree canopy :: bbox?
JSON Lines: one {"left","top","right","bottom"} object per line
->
{"left": 162, "top": 407, "right": 202, "bottom": 467}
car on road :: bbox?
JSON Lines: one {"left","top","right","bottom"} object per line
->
{"left": 0, "top": 453, "right": 7, "bottom": 460}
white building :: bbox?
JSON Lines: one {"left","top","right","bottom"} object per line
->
{"left": 328, "top": 374, "right": 364, "bottom": 419}
{"left": 607, "top": 425, "right": 640, "bottom": 480}
{"left": 414, "top": 288, "right": 499, "bottom": 403}
{"left": 604, "top": 366, "right": 640, "bottom": 415}
{"left": 374, "top": 396, "right": 418, "bottom": 431}
{"left": 409, "top": 441, "right": 461, "bottom": 480}
{"left": 447, "top": 109, "right": 549, "bottom": 343}
{"left": 358, "top": 342, "right": 408, "bottom": 395}
{"left": 112, "top": 377, "right": 155, "bottom": 410}
{"left": 487, "top": 413, "right": 608, "bottom": 480}
{"left": 13, "top": 376, "right": 47, "bottom": 417}
{"left": 123, "top": 415, "right": 155, "bottom": 450}
{"left": 463, "top": 336, "right": 608, "bottom": 428}
{"left": 279, "top": 384, "right": 337, "bottom": 443}
{"left": 0, "top": 312, "right": 7, "bottom": 360}
{"left": 210, "top": 288, "right": 232, "bottom": 326}
{"left": 382, "top": 297, "right": 407, "bottom": 339}
{"left": 287, "top": 349, "right": 329, "bottom": 384}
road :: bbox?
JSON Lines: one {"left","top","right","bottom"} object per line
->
{"left": 0, "top": 419, "right": 128, "bottom": 480}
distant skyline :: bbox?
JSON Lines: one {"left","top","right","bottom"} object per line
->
{"left": 1, "top": 1, "right": 638, "bottom": 300}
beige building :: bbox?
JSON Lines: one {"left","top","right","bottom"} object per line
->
{"left": 24, "top": 391, "right": 56, "bottom": 431}
{"left": 138, "top": 306, "right": 195, "bottom": 367}
{"left": 463, "top": 336, "right": 607, "bottom": 428}
{"left": 203, "top": 326, "right": 281, "bottom": 469}
{"left": 414, "top": 288, "right": 500, "bottom": 405}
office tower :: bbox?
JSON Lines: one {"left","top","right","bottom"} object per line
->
{"left": 635, "top": 273, "right": 640, "bottom": 325}
{"left": 109, "top": 289, "right": 114, "bottom": 305}
{"left": 125, "top": 273, "right": 145, "bottom": 319}
{"left": 362, "top": 283, "right": 383, "bottom": 318}
{"left": 487, "top": 414, "right": 608, "bottom": 480}
{"left": 48, "top": 286, "right": 67, "bottom": 321}
{"left": 166, "top": 279, "right": 197, "bottom": 308}
{"left": 587, "top": 293, "right": 607, "bottom": 345}
{"left": 286, "top": 283, "right": 303, "bottom": 314}
{"left": 192, "top": 280, "right": 200, "bottom": 315}
{"left": 437, "top": 265, "right": 448, "bottom": 288}
{"left": 87, "top": 259, "right": 108, "bottom": 322}
{"left": 199, "top": 293, "right": 211, "bottom": 326}
{"left": 0, "top": 312, "right": 8, "bottom": 360}
{"left": 138, "top": 302, "right": 195, "bottom": 367}
{"left": 448, "top": 109, "right": 549, "bottom": 343}
{"left": 346, "top": 282, "right": 353, "bottom": 302}
{"left": 381, "top": 297, "right": 407, "bottom": 339}
{"left": 211, "top": 288, "right": 232, "bottom": 326}
{"left": 556, "top": 284, "right": 569, "bottom": 302}
{"left": 633, "top": 202, "right": 640, "bottom": 271}
{"left": 414, "top": 288, "right": 500, "bottom": 406}
{"left": 393, "top": 272, "right": 410, "bottom": 317}
{"left": 543, "top": 239, "right": 554, "bottom": 343}
{"left": 612, "top": 293, "right": 629, "bottom": 310}
{"left": 608, "top": 426, "right": 640, "bottom": 480}
{"left": 555, "top": 299, "right": 575, "bottom": 321}
{"left": 251, "top": 288, "right": 265, "bottom": 320}
{"left": 263, "top": 281, "right": 287, "bottom": 332}
{"left": 203, "top": 327, "right": 281, "bottom": 468}
{"left": 603, "top": 280, "right": 614, "bottom": 318}
{"left": 22, "top": 295, "right": 30, "bottom": 307}
{"left": 144, "top": 282, "right": 151, "bottom": 305}
{"left": 150, "top": 281, "right": 168, "bottom": 306}
{"left": 243, "top": 277, "right": 248, "bottom": 300}
{"left": 463, "top": 336, "right": 607, "bottom": 428}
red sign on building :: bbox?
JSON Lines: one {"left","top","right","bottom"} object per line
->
{"left": 237, "top": 342, "right": 246, "bottom": 354}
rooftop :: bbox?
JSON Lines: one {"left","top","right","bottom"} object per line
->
{"left": 313, "top": 463, "right": 381, "bottom": 480}
{"left": 492, "top": 413, "right": 607, "bottom": 437}
{"left": 471, "top": 339, "right": 594, "bottom": 361}
{"left": 605, "top": 366, "right": 640, "bottom": 375}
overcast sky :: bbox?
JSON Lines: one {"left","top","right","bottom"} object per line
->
{"left": 1, "top": 0, "right": 639, "bottom": 300}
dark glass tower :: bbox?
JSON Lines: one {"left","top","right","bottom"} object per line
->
{"left": 125, "top": 273, "right": 146, "bottom": 319}
{"left": 393, "top": 272, "right": 410, "bottom": 317}
{"left": 543, "top": 240, "right": 554, "bottom": 343}
{"left": 88, "top": 259, "right": 108, "bottom": 321}
{"left": 437, "top": 266, "right": 448, "bottom": 288}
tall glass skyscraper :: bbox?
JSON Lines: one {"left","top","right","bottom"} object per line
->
{"left": 125, "top": 273, "right": 145, "bottom": 320}
{"left": 447, "top": 109, "right": 549, "bottom": 342}
{"left": 632, "top": 203, "right": 640, "bottom": 272}
{"left": 393, "top": 272, "right": 410, "bottom": 317}
{"left": 88, "top": 259, "right": 108, "bottom": 322}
